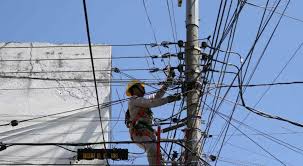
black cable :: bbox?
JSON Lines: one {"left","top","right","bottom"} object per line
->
{"left": 0, "top": 75, "right": 165, "bottom": 83}
{"left": 202, "top": 102, "right": 287, "bottom": 166}
{"left": 142, "top": 0, "right": 162, "bottom": 54}
{"left": 244, "top": 0, "right": 288, "bottom": 88}
{"left": 215, "top": 81, "right": 303, "bottom": 88}
{"left": 1, "top": 140, "right": 210, "bottom": 165}
{"left": 239, "top": 90, "right": 303, "bottom": 128}
{"left": 243, "top": 0, "right": 303, "bottom": 23}
{"left": 207, "top": 10, "right": 239, "bottom": 135}
{"left": 207, "top": 22, "right": 242, "bottom": 155}
{"left": 143, "top": 45, "right": 161, "bottom": 81}
{"left": 0, "top": 105, "right": 96, "bottom": 127}
{"left": 202, "top": 0, "right": 242, "bottom": 155}
{"left": 213, "top": 70, "right": 243, "bottom": 165}
{"left": 0, "top": 164, "right": 113, "bottom": 166}
{"left": 0, "top": 87, "right": 175, "bottom": 129}
{"left": 242, "top": 0, "right": 283, "bottom": 84}
{"left": 166, "top": 97, "right": 185, "bottom": 161}
{"left": 0, "top": 56, "right": 153, "bottom": 62}
{"left": 213, "top": 106, "right": 303, "bottom": 156}
{"left": 206, "top": 90, "right": 303, "bottom": 154}
{"left": 222, "top": 0, "right": 291, "bottom": 147}
{"left": 183, "top": 0, "right": 239, "bottom": 161}
{"left": 111, "top": 89, "right": 125, "bottom": 130}
{"left": 203, "top": 0, "right": 285, "bottom": 155}
{"left": 82, "top": 1, "right": 109, "bottom": 164}
{"left": 0, "top": 43, "right": 174, "bottom": 49}
{"left": 55, "top": 145, "right": 77, "bottom": 153}
{"left": 208, "top": 90, "right": 303, "bottom": 127}
{"left": 254, "top": 39, "right": 303, "bottom": 106}
{"left": 170, "top": 0, "right": 178, "bottom": 47}
{"left": 0, "top": 68, "right": 157, "bottom": 74}
{"left": 165, "top": 0, "right": 178, "bottom": 52}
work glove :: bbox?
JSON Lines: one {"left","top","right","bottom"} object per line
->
{"left": 167, "top": 93, "right": 182, "bottom": 103}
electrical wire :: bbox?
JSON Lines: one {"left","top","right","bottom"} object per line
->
{"left": 210, "top": 105, "right": 303, "bottom": 157}
{"left": 242, "top": 0, "right": 303, "bottom": 23}
{"left": 142, "top": 0, "right": 162, "bottom": 54}
{"left": 0, "top": 88, "right": 176, "bottom": 128}
{"left": 207, "top": 89, "right": 303, "bottom": 128}
{"left": 0, "top": 43, "right": 175, "bottom": 49}
{"left": 202, "top": 102, "right": 287, "bottom": 166}
{"left": 214, "top": 81, "right": 303, "bottom": 88}
{"left": 202, "top": 0, "right": 288, "bottom": 160}
{"left": 0, "top": 56, "right": 152, "bottom": 62}
{"left": 165, "top": 0, "right": 178, "bottom": 53}
{"left": 222, "top": 39, "right": 303, "bottom": 149}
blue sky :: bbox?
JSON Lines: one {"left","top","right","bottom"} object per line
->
{"left": 1, "top": 0, "right": 303, "bottom": 165}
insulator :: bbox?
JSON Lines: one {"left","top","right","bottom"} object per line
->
{"left": 177, "top": 52, "right": 184, "bottom": 60}
{"left": 172, "top": 118, "right": 179, "bottom": 123}
{"left": 177, "top": 40, "right": 184, "bottom": 48}
{"left": 177, "top": 64, "right": 184, "bottom": 73}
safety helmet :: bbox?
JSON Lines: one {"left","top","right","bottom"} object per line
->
{"left": 126, "top": 80, "right": 145, "bottom": 96}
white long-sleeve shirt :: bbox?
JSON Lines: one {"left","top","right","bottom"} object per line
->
{"left": 128, "top": 85, "right": 169, "bottom": 127}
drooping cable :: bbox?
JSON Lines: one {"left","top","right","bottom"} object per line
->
{"left": 82, "top": 1, "right": 110, "bottom": 165}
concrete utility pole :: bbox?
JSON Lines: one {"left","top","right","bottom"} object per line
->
{"left": 184, "top": 0, "right": 203, "bottom": 165}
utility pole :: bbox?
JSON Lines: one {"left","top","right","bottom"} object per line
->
{"left": 184, "top": 0, "right": 203, "bottom": 165}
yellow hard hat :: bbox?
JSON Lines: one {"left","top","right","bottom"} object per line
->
{"left": 126, "top": 80, "right": 144, "bottom": 96}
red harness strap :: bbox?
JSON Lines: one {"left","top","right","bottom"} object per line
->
{"left": 130, "top": 108, "right": 153, "bottom": 138}
{"left": 131, "top": 129, "right": 152, "bottom": 137}
{"left": 131, "top": 109, "right": 146, "bottom": 127}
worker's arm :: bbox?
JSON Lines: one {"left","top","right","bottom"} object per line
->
{"left": 149, "top": 83, "right": 169, "bottom": 99}
{"left": 149, "top": 67, "right": 174, "bottom": 99}
{"left": 131, "top": 97, "right": 169, "bottom": 108}
{"left": 131, "top": 94, "right": 180, "bottom": 108}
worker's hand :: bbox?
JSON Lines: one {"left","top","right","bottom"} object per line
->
{"left": 167, "top": 93, "right": 181, "bottom": 103}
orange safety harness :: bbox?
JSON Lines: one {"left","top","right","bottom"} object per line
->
{"left": 129, "top": 108, "right": 154, "bottom": 139}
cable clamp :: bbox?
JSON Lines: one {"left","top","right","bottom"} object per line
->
{"left": 112, "top": 67, "right": 120, "bottom": 73}
{"left": 149, "top": 67, "right": 160, "bottom": 73}
{"left": 177, "top": 40, "right": 184, "bottom": 47}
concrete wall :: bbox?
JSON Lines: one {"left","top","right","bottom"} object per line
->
{"left": 0, "top": 43, "right": 111, "bottom": 165}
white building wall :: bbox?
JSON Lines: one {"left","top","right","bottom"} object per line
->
{"left": 0, "top": 43, "right": 111, "bottom": 165}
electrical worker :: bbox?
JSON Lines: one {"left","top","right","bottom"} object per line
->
{"left": 125, "top": 71, "right": 181, "bottom": 165}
